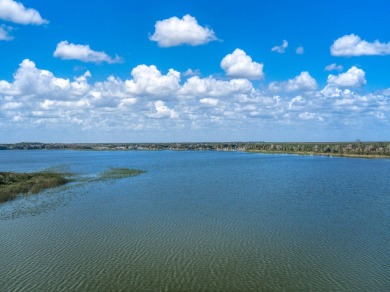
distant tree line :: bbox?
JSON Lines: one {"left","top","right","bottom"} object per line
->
{"left": 1, "top": 141, "right": 390, "bottom": 157}
{"left": 245, "top": 142, "right": 390, "bottom": 157}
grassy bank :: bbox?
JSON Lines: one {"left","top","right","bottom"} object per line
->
{"left": 0, "top": 172, "right": 70, "bottom": 203}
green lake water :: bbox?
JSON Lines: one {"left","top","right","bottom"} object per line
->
{"left": 0, "top": 150, "right": 389, "bottom": 291}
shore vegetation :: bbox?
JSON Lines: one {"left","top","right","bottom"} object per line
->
{"left": 0, "top": 168, "right": 146, "bottom": 204}
{"left": 1, "top": 142, "right": 390, "bottom": 158}
{"left": 246, "top": 142, "right": 390, "bottom": 158}
{"left": 0, "top": 171, "right": 70, "bottom": 203}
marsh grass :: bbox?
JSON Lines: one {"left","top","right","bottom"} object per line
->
{"left": 97, "top": 168, "right": 146, "bottom": 181}
{"left": 0, "top": 167, "right": 146, "bottom": 204}
{"left": 0, "top": 172, "right": 70, "bottom": 203}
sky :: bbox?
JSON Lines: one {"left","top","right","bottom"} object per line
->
{"left": 0, "top": 0, "right": 390, "bottom": 143}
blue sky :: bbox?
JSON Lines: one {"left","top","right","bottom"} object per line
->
{"left": 0, "top": 0, "right": 390, "bottom": 142}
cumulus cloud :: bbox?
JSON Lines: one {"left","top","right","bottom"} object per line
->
{"left": 0, "top": 59, "right": 389, "bottom": 141}
{"left": 0, "top": 60, "right": 96, "bottom": 102}
{"left": 271, "top": 40, "right": 288, "bottom": 53}
{"left": 0, "top": 0, "right": 48, "bottom": 25}
{"left": 325, "top": 63, "right": 343, "bottom": 71}
{"left": 180, "top": 76, "right": 253, "bottom": 97}
{"left": 53, "top": 41, "right": 122, "bottom": 64}
{"left": 149, "top": 14, "right": 217, "bottom": 47}
{"left": 2, "top": 59, "right": 71, "bottom": 97}
{"left": 199, "top": 98, "right": 219, "bottom": 106}
{"left": 331, "top": 34, "right": 390, "bottom": 56}
{"left": 125, "top": 65, "right": 181, "bottom": 96}
{"left": 269, "top": 71, "right": 317, "bottom": 92}
{"left": 296, "top": 46, "right": 304, "bottom": 55}
{"left": 148, "top": 100, "right": 178, "bottom": 119}
{"left": 220, "top": 49, "right": 264, "bottom": 80}
{"left": 327, "top": 66, "right": 366, "bottom": 88}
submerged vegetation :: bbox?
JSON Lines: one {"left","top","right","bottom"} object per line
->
{"left": 98, "top": 168, "right": 146, "bottom": 180}
{"left": 0, "top": 167, "right": 146, "bottom": 204}
{"left": 0, "top": 172, "right": 70, "bottom": 203}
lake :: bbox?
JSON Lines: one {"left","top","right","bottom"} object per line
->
{"left": 0, "top": 150, "right": 389, "bottom": 291}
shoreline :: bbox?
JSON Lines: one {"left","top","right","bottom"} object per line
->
{"left": 1, "top": 147, "right": 390, "bottom": 159}
{"left": 246, "top": 150, "right": 390, "bottom": 159}
{"left": 1, "top": 142, "right": 390, "bottom": 159}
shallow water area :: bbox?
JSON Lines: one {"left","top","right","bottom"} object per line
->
{"left": 0, "top": 150, "right": 389, "bottom": 291}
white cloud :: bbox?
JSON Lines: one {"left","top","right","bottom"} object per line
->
{"left": 331, "top": 34, "right": 390, "bottom": 56}
{"left": 149, "top": 14, "right": 217, "bottom": 47}
{"left": 91, "top": 76, "right": 130, "bottom": 104}
{"left": 269, "top": 71, "right": 317, "bottom": 92}
{"left": 199, "top": 98, "right": 219, "bottom": 106}
{"left": 0, "top": 26, "right": 12, "bottom": 40}
{"left": 148, "top": 100, "right": 178, "bottom": 119}
{"left": 1, "top": 101, "right": 22, "bottom": 110}
{"left": 296, "top": 46, "right": 304, "bottom": 55}
{"left": 327, "top": 66, "right": 366, "bottom": 88}
{"left": 271, "top": 40, "right": 288, "bottom": 53}
{"left": 299, "top": 112, "right": 317, "bottom": 120}
{"left": 0, "top": 0, "right": 48, "bottom": 25}
{"left": 288, "top": 95, "right": 306, "bottom": 111}
{"left": 125, "top": 65, "right": 181, "bottom": 96}
{"left": 53, "top": 41, "right": 122, "bottom": 64}
{"left": 320, "top": 85, "right": 342, "bottom": 98}
{"left": 0, "top": 59, "right": 389, "bottom": 142}
{"left": 7, "top": 59, "right": 71, "bottom": 97}
{"left": 183, "top": 68, "right": 200, "bottom": 77}
{"left": 0, "top": 59, "right": 97, "bottom": 102}
{"left": 180, "top": 76, "right": 253, "bottom": 98}
{"left": 220, "top": 49, "right": 264, "bottom": 80}
{"left": 382, "top": 88, "right": 390, "bottom": 96}
{"left": 40, "top": 99, "right": 91, "bottom": 111}
{"left": 325, "top": 63, "right": 343, "bottom": 71}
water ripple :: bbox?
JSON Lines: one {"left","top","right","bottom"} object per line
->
{"left": 1, "top": 151, "right": 389, "bottom": 291}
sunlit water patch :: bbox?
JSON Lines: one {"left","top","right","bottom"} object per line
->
{"left": 0, "top": 150, "right": 389, "bottom": 291}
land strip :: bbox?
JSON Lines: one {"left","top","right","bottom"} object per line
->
{"left": 1, "top": 142, "right": 390, "bottom": 158}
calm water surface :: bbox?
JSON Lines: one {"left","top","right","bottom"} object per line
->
{"left": 0, "top": 150, "right": 389, "bottom": 291}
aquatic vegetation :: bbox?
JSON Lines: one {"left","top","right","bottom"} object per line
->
{"left": 0, "top": 172, "right": 70, "bottom": 203}
{"left": 97, "top": 168, "right": 146, "bottom": 181}
{"left": 0, "top": 167, "right": 146, "bottom": 204}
